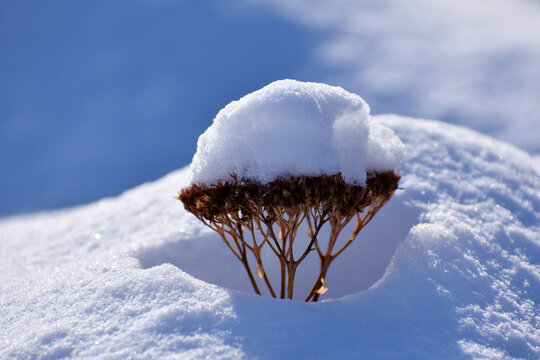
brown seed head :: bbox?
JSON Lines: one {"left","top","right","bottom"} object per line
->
{"left": 178, "top": 171, "right": 400, "bottom": 222}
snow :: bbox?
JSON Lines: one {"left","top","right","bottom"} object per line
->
{"left": 1, "top": 115, "right": 539, "bottom": 359}
{"left": 191, "top": 79, "right": 404, "bottom": 185}
{"left": 248, "top": 0, "right": 540, "bottom": 154}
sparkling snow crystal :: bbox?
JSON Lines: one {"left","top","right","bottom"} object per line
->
{"left": 190, "top": 79, "right": 404, "bottom": 185}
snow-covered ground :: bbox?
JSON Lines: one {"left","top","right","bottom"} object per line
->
{"left": 1, "top": 115, "right": 538, "bottom": 359}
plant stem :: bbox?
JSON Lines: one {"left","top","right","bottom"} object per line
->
{"left": 286, "top": 263, "right": 297, "bottom": 299}
{"left": 241, "top": 252, "right": 261, "bottom": 296}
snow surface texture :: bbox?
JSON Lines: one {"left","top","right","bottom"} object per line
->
{"left": 247, "top": 0, "right": 540, "bottom": 154}
{"left": 191, "top": 79, "right": 404, "bottom": 185}
{"left": 1, "top": 116, "right": 539, "bottom": 359}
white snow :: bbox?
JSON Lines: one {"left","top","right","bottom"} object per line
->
{"left": 190, "top": 79, "right": 404, "bottom": 185}
{"left": 1, "top": 115, "right": 539, "bottom": 359}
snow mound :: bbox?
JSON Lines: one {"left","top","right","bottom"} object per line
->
{"left": 1, "top": 116, "right": 539, "bottom": 359}
{"left": 190, "top": 79, "right": 404, "bottom": 185}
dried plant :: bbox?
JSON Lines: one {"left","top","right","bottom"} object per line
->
{"left": 178, "top": 171, "right": 400, "bottom": 302}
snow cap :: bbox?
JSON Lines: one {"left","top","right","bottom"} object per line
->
{"left": 191, "top": 79, "right": 404, "bottom": 185}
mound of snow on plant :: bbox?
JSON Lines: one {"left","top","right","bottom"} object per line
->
{"left": 1, "top": 116, "right": 539, "bottom": 359}
{"left": 191, "top": 79, "right": 404, "bottom": 185}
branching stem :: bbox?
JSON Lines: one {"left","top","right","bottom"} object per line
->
{"left": 179, "top": 171, "right": 400, "bottom": 302}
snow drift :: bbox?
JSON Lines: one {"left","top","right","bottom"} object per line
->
{"left": 1, "top": 116, "right": 539, "bottom": 359}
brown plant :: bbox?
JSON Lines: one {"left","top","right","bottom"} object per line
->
{"left": 178, "top": 171, "right": 400, "bottom": 302}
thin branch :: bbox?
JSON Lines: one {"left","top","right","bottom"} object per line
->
{"left": 296, "top": 210, "right": 328, "bottom": 265}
